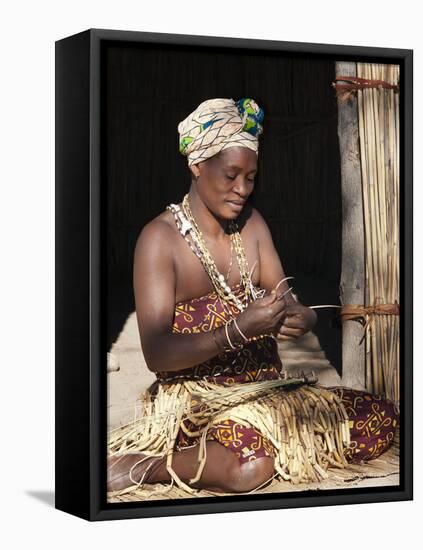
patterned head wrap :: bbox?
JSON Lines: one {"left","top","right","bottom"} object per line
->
{"left": 178, "top": 97, "right": 264, "bottom": 166}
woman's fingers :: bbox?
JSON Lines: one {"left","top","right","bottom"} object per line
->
{"left": 277, "top": 325, "right": 303, "bottom": 339}
{"left": 277, "top": 334, "right": 297, "bottom": 341}
{"left": 281, "top": 315, "right": 304, "bottom": 328}
{"left": 272, "top": 299, "right": 287, "bottom": 320}
{"left": 260, "top": 291, "right": 286, "bottom": 315}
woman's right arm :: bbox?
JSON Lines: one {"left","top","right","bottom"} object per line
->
{"left": 134, "top": 220, "right": 225, "bottom": 373}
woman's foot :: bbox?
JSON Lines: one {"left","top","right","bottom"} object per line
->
{"left": 107, "top": 452, "right": 161, "bottom": 492}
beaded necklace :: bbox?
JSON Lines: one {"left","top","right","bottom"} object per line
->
{"left": 183, "top": 195, "right": 253, "bottom": 305}
{"left": 167, "top": 194, "right": 256, "bottom": 316}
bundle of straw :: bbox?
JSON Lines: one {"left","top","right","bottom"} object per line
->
{"left": 356, "top": 63, "right": 400, "bottom": 406}
{"left": 108, "top": 377, "right": 352, "bottom": 496}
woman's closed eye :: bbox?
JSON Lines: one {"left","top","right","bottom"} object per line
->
{"left": 226, "top": 174, "right": 255, "bottom": 182}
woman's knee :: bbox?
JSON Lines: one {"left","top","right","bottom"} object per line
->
{"left": 224, "top": 456, "right": 274, "bottom": 493}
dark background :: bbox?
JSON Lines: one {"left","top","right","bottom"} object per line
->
{"left": 103, "top": 42, "right": 343, "bottom": 374}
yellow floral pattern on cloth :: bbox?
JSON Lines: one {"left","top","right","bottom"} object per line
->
{"left": 176, "top": 396, "right": 276, "bottom": 464}
{"left": 172, "top": 282, "right": 246, "bottom": 334}
{"left": 156, "top": 282, "right": 283, "bottom": 385}
{"left": 326, "top": 386, "right": 400, "bottom": 463}
{"left": 206, "top": 420, "right": 275, "bottom": 462}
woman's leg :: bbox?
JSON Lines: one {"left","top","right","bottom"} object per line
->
{"left": 326, "top": 386, "right": 400, "bottom": 462}
{"left": 107, "top": 441, "right": 274, "bottom": 493}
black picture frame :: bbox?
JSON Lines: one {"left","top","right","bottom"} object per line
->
{"left": 55, "top": 28, "right": 413, "bottom": 521}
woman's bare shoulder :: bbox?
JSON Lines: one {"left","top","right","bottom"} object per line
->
{"left": 238, "top": 204, "right": 268, "bottom": 237}
{"left": 248, "top": 205, "right": 268, "bottom": 226}
{"left": 134, "top": 208, "right": 179, "bottom": 257}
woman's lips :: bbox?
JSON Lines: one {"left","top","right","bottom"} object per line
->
{"left": 226, "top": 200, "right": 244, "bottom": 211}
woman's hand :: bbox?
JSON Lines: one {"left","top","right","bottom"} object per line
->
{"left": 235, "top": 289, "right": 288, "bottom": 339}
{"left": 276, "top": 302, "right": 317, "bottom": 341}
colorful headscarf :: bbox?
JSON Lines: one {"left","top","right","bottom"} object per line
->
{"left": 178, "top": 97, "right": 264, "bottom": 166}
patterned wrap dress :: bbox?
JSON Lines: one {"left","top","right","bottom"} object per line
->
{"left": 154, "top": 282, "right": 400, "bottom": 466}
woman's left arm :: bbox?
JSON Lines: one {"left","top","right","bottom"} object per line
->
{"left": 251, "top": 207, "right": 317, "bottom": 341}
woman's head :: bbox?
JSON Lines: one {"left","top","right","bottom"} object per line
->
{"left": 177, "top": 97, "right": 264, "bottom": 220}
{"left": 189, "top": 146, "right": 257, "bottom": 220}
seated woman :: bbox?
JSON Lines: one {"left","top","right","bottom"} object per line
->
{"left": 107, "top": 97, "right": 399, "bottom": 495}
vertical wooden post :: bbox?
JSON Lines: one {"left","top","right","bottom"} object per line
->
{"left": 335, "top": 62, "right": 366, "bottom": 390}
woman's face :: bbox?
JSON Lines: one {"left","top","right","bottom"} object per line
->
{"left": 192, "top": 146, "right": 257, "bottom": 220}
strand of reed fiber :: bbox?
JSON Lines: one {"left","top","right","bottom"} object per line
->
{"left": 358, "top": 60, "right": 378, "bottom": 391}
{"left": 377, "top": 62, "right": 391, "bottom": 398}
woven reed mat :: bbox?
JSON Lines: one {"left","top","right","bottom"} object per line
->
{"left": 107, "top": 430, "right": 400, "bottom": 502}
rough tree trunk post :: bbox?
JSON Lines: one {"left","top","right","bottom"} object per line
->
{"left": 335, "top": 61, "right": 366, "bottom": 390}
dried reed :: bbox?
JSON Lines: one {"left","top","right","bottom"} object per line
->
{"left": 108, "top": 377, "right": 353, "bottom": 497}
{"left": 356, "top": 63, "right": 400, "bottom": 406}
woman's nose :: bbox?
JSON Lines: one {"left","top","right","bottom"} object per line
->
{"left": 233, "top": 178, "right": 252, "bottom": 197}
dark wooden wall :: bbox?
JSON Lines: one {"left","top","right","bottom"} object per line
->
{"left": 104, "top": 42, "right": 343, "bottom": 373}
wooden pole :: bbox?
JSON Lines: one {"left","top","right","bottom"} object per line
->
{"left": 335, "top": 62, "right": 366, "bottom": 390}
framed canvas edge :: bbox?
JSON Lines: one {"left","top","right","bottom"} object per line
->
{"left": 55, "top": 28, "right": 413, "bottom": 522}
